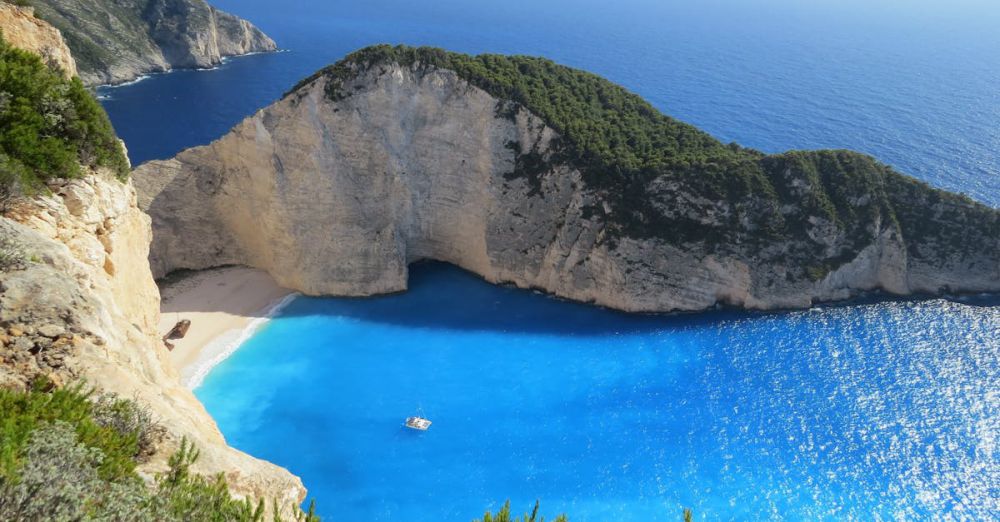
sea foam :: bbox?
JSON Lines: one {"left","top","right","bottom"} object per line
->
{"left": 183, "top": 292, "right": 299, "bottom": 390}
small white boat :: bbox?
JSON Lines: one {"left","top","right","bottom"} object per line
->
{"left": 405, "top": 416, "right": 432, "bottom": 430}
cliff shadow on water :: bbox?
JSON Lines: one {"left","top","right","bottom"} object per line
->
{"left": 228, "top": 261, "right": 1000, "bottom": 337}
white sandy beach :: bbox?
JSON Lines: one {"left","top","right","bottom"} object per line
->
{"left": 157, "top": 266, "right": 296, "bottom": 388}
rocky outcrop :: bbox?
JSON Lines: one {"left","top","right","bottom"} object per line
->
{"left": 0, "top": 173, "right": 304, "bottom": 509}
{"left": 0, "top": 4, "right": 77, "bottom": 77}
{"left": 29, "top": 0, "right": 276, "bottom": 86}
{"left": 134, "top": 54, "right": 999, "bottom": 313}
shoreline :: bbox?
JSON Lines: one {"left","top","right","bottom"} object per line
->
{"left": 157, "top": 266, "right": 298, "bottom": 389}
{"left": 95, "top": 49, "right": 285, "bottom": 89}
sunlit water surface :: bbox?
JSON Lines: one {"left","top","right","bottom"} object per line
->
{"left": 196, "top": 264, "right": 999, "bottom": 521}
{"left": 98, "top": 0, "right": 1000, "bottom": 518}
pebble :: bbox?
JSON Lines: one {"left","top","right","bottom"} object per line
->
{"left": 12, "top": 337, "right": 33, "bottom": 351}
{"left": 38, "top": 324, "right": 67, "bottom": 338}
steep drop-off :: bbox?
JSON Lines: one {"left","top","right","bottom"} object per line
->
{"left": 0, "top": 21, "right": 304, "bottom": 511}
{"left": 29, "top": 0, "right": 276, "bottom": 85}
{"left": 0, "top": 174, "right": 305, "bottom": 508}
{"left": 134, "top": 46, "right": 999, "bottom": 313}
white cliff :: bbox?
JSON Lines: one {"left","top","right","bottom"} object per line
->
{"left": 0, "top": 173, "right": 305, "bottom": 509}
{"left": 134, "top": 59, "right": 999, "bottom": 312}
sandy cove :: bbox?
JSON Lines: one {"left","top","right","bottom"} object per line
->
{"left": 157, "top": 266, "right": 297, "bottom": 388}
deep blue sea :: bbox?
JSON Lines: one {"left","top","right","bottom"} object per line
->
{"left": 97, "top": 0, "right": 1000, "bottom": 520}
{"left": 100, "top": 0, "right": 1000, "bottom": 206}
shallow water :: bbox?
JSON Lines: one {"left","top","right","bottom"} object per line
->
{"left": 196, "top": 264, "right": 1000, "bottom": 521}
{"left": 103, "top": 0, "right": 1000, "bottom": 518}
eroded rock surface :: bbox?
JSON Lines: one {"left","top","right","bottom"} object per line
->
{"left": 30, "top": 0, "right": 276, "bottom": 86}
{"left": 135, "top": 59, "right": 999, "bottom": 312}
{"left": 0, "top": 173, "right": 304, "bottom": 509}
{"left": 0, "top": 4, "right": 77, "bottom": 77}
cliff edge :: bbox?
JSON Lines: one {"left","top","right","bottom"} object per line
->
{"left": 0, "top": 3, "right": 76, "bottom": 77}
{"left": 0, "top": 26, "right": 304, "bottom": 511}
{"left": 134, "top": 46, "right": 999, "bottom": 313}
{"left": 0, "top": 174, "right": 306, "bottom": 511}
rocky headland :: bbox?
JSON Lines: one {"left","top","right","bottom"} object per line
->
{"left": 134, "top": 45, "right": 999, "bottom": 313}
{"left": 28, "top": 0, "right": 276, "bottom": 86}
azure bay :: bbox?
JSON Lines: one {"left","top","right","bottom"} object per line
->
{"left": 99, "top": 1, "right": 999, "bottom": 519}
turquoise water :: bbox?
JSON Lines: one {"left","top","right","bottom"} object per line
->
{"left": 196, "top": 264, "right": 1000, "bottom": 521}
{"left": 98, "top": 0, "right": 1000, "bottom": 518}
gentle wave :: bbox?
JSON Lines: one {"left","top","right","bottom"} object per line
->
{"left": 184, "top": 292, "right": 300, "bottom": 390}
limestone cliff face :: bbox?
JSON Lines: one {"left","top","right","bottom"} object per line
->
{"left": 0, "top": 173, "right": 304, "bottom": 508}
{"left": 0, "top": 4, "right": 77, "bottom": 77}
{"left": 30, "top": 0, "right": 276, "bottom": 86}
{"left": 134, "top": 61, "right": 1000, "bottom": 312}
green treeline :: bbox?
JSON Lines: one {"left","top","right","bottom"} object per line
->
{"left": 295, "top": 45, "right": 996, "bottom": 267}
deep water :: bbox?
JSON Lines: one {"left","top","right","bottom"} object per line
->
{"left": 196, "top": 264, "right": 999, "bottom": 521}
{"left": 100, "top": 0, "right": 1000, "bottom": 519}
{"left": 99, "top": 0, "right": 1000, "bottom": 206}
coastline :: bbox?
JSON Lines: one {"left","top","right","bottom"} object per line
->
{"left": 94, "top": 49, "right": 285, "bottom": 89}
{"left": 157, "top": 266, "right": 298, "bottom": 389}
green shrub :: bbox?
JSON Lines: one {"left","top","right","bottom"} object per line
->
{"left": 0, "top": 31, "right": 128, "bottom": 198}
{"left": 0, "top": 421, "right": 106, "bottom": 521}
{"left": 0, "top": 386, "right": 320, "bottom": 521}
{"left": 475, "top": 500, "right": 568, "bottom": 522}
{"left": 91, "top": 392, "right": 165, "bottom": 463}
{"left": 0, "top": 384, "right": 141, "bottom": 482}
{"left": 0, "top": 229, "right": 25, "bottom": 270}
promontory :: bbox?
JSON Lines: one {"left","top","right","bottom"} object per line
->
{"left": 134, "top": 45, "right": 1000, "bottom": 313}
{"left": 27, "top": 0, "right": 276, "bottom": 86}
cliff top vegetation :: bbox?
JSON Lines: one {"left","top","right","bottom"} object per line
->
{"left": 0, "top": 32, "right": 127, "bottom": 204}
{"left": 294, "top": 45, "right": 997, "bottom": 269}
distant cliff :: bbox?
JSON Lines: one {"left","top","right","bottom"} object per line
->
{"left": 134, "top": 45, "right": 999, "bottom": 313}
{"left": 28, "top": 0, "right": 276, "bottom": 86}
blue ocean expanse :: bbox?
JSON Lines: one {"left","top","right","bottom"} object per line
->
{"left": 196, "top": 265, "right": 999, "bottom": 521}
{"left": 96, "top": 0, "right": 1000, "bottom": 520}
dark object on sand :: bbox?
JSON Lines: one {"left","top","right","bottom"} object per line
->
{"left": 163, "top": 319, "right": 191, "bottom": 350}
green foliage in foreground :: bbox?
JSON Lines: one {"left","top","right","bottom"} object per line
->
{"left": 475, "top": 500, "right": 567, "bottom": 522}
{"left": 474, "top": 500, "right": 695, "bottom": 522}
{"left": 0, "top": 32, "right": 128, "bottom": 199}
{"left": 0, "top": 383, "right": 149, "bottom": 483}
{"left": 0, "top": 384, "right": 319, "bottom": 521}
